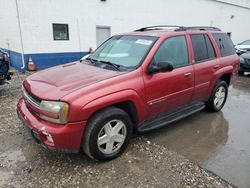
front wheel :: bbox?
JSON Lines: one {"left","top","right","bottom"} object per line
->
{"left": 206, "top": 80, "right": 228, "bottom": 112}
{"left": 238, "top": 70, "right": 244, "bottom": 76}
{"left": 82, "top": 107, "right": 133, "bottom": 161}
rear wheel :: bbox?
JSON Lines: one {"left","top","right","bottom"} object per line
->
{"left": 82, "top": 107, "right": 133, "bottom": 161}
{"left": 206, "top": 80, "right": 228, "bottom": 112}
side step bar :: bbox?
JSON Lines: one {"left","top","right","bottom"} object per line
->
{"left": 138, "top": 102, "right": 205, "bottom": 133}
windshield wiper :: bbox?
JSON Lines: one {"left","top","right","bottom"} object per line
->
{"left": 99, "top": 60, "right": 120, "bottom": 71}
{"left": 86, "top": 57, "right": 98, "bottom": 64}
{"left": 86, "top": 58, "right": 120, "bottom": 71}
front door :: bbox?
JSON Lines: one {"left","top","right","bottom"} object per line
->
{"left": 143, "top": 35, "right": 194, "bottom": 118}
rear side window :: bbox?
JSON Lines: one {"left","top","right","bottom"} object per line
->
{"left": 153, "top": 36, "right": 189, "bottom": 68}
{"left": 191, "top": 34, "right": 215, "bottom": 62}
{"left": 212, "top": 33, "right": 236, "bottom": 57}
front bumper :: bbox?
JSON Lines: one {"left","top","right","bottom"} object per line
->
{"left": 240, "top": 63, "right": 250, "bottom": 72}
{"left": 236, "top": 49, "right": 250, "bottom": 55}
{"left": 17, "top": 97, "right": 87, "bottom": 153}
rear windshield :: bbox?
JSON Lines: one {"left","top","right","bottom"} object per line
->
{"left": 90, "top": 35, "right": 158, "bottom": 69}
{"left": 212, "top": 33, "right": 236, "bottom": 57}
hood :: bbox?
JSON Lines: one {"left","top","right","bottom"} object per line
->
{"left": 240, "top": 52, "right": 250, "bottom": 59}
{"left": 23, "top": 62, "right": 124, "bottom": 100}
{"left": 235, "top": 45, "right": 250, "bottom": 50}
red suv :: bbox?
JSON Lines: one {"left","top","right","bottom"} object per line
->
{"left": 17, "top": 26, "right": 239, "bottom": 161}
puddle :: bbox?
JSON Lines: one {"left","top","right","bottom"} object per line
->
{"left": 146, "top": 76, "right": 250, "bottom": 188}
{"left": 0, "top": 131, "right": 40, "bottom": 167}
{"left": 146, "top": 111, "right": 229, "bottom": 162}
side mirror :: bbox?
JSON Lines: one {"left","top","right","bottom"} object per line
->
{"left": 147, "top": 61, "right": 174, "bottom": 74}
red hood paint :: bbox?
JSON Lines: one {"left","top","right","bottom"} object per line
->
{"left": 23, "top": 62, "right": 123, "bottom": 100}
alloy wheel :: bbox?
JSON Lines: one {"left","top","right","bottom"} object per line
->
{"left": 214, "top": 86, "right": 226, "bottom": 109}
{"left": 97, "top": 120, "right": 127, "bottom": 155}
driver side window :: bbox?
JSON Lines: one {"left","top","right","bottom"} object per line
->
{"left": 153, "top": 36, "right": 189, "bottom": 68}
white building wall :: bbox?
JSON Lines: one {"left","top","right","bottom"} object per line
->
{"left": 0, "top": 0, "right": 249, "bottom": 69}
{"left": 0, "top": 0, "right": 22, "bottom": 52}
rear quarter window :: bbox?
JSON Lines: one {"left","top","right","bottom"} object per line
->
{"left": 212, "top": 33, "right": 236, "bottom": 57}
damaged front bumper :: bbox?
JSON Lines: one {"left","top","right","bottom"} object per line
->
{"left": 17, "top": 97, "right": 87, "bottom": 153}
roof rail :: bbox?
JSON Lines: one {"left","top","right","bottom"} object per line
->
{"left": 134, "top": 25, "right": 185, "bottom": 32}
{"left": 135, "top": 25, "right": 221, "bottom": 32}
{"left": 177, "top": 26, "right": 221, "bottom": 31}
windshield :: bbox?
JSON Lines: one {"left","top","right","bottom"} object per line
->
{"left": 240, "top": 40, "right": 250, "bottom": 45}
{"left": 89, "top": 35, "right": 157, "bottom": 70}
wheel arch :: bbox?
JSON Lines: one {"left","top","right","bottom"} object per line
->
{"left": 77, "top": 90, "right": 144, "bottom": 132}
{"left": 219, "top": 73, "right": 231, "bottom": 87}
{"left": 113, "top": 101, "right": 138, "bottom": 133}
{"left": 81, "top": 101, "right": 139, "bottom": 136}
{"left": 206, "top": 67, "right": 233, "bottom": 100}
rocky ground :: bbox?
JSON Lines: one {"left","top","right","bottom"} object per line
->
{"left": 0, "top": 73, "right": 235, "bottom": 188}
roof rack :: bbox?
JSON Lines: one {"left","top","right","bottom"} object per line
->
{"left": 134, "top": 25, "right": 185, "bottom": 32}
{"left": 135, "top": 25, "right": 221, "bottom": 32}
{"left": 177, "top": 26, "right": 221, "bottom": 31}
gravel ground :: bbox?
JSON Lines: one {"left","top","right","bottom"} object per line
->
{"left": 0, "top": 73, "right": 235, "bottom": 188}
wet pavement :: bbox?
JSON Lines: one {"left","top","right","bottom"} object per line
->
{"left": 146, "top": 74, "right": 250, "bottom": 188}
{"left": 0, "top": 73, "right": 249, "bottom": 187}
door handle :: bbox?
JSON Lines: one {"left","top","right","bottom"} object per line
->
{"left": 214, "top": 65, "right": 220, "bottom": 69}
{"left": 184, "top": 73, "right": 192, "bottom": 77}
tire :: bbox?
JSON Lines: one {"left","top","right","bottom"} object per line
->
{"left": 238, "top": 70, "right": 244, "bottom": 76}
{"left": 82, "top": 107, "right": 133, "bottom": 161}
{"left": 206, "top": 80, "right": 228, "bottom": 112}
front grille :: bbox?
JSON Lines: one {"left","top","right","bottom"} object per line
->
{"left": 245, "top": 58, "right": 250, "bottom": 65}
{"left": 22, "top": 86, "right": 41, "bottom": 107}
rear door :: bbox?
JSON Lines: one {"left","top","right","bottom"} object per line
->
{"left": 144, "top": 35, "right": 194, "bottom": 117}
{"left": 189, "top": 33, "right": 219, "bottom": 102}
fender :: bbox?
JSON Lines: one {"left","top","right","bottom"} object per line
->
{"left": 71, "top": 89, "right": 145, "bottom": 123}
{"left": 206, "top": 65, "right": 233, "bottom": 99}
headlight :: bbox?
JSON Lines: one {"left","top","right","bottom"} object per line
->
{"left": 39, "top": 101, "right": 69, "bottom": 124}
{"left": 240, "top": 57, "right": 245, "bottom": 64}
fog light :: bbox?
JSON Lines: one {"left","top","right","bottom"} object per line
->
{"left": 40, "top": 127, "right": 54, "bottom": 143}
{"left": 46, "top": 134, "right": 54, "bottom": 143}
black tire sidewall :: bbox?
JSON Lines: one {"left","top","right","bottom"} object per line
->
{"left": 85, "top": 108, "right": 133, "bottom": 161}
{"left": 238, "top": 70, "right": 244, "bottom": 75}
{"left": 208, "top": 81, "right": 228, "bottom": 112}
